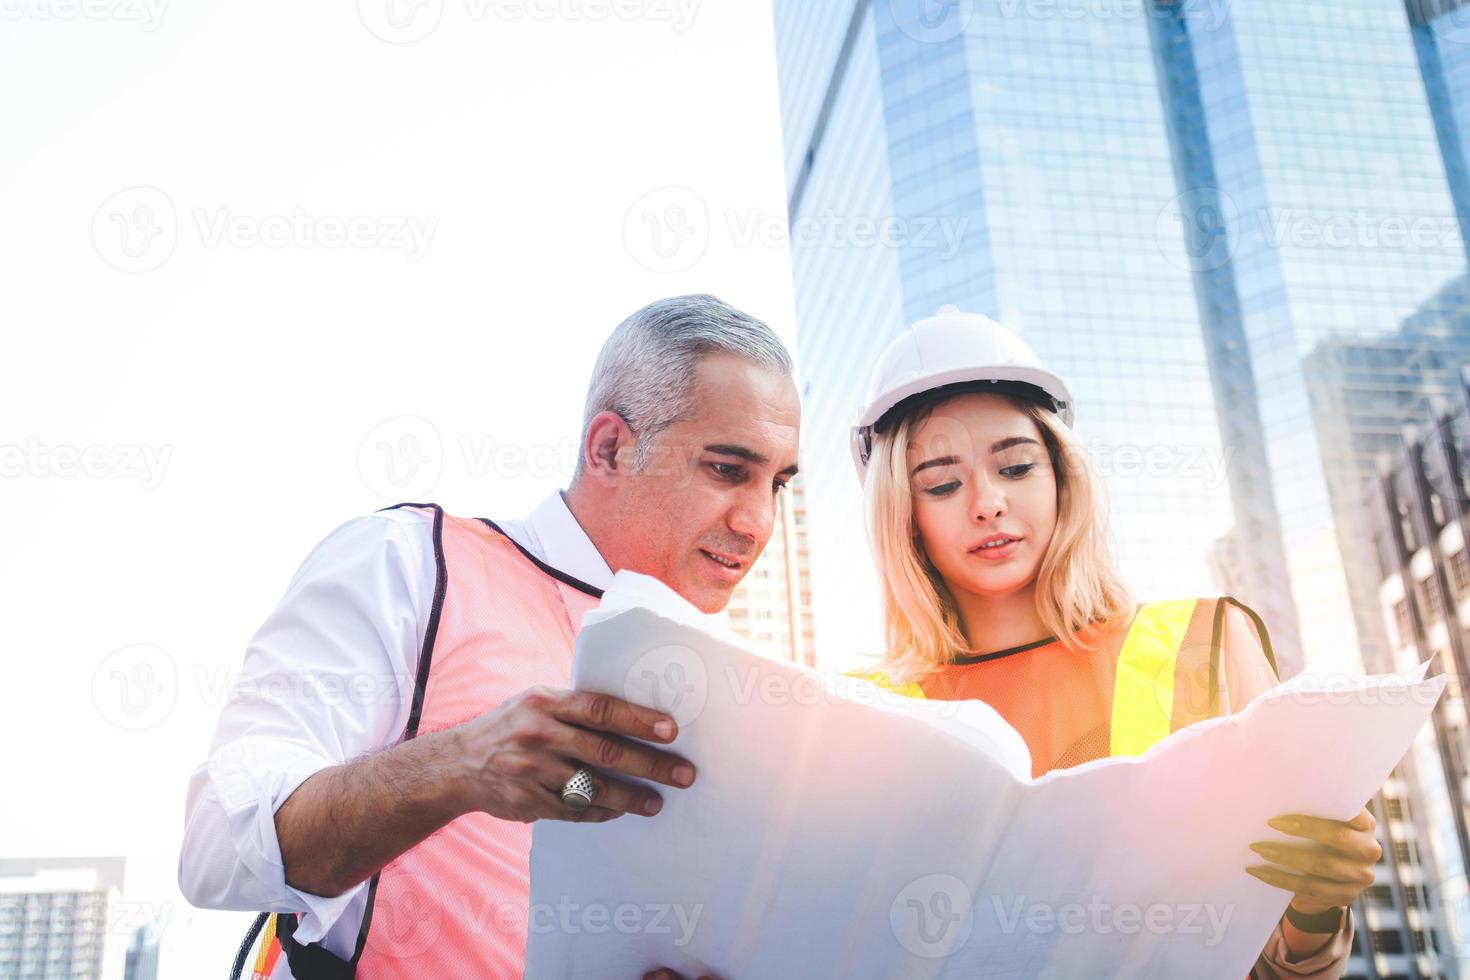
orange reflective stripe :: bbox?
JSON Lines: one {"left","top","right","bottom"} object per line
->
{"left": 1108, "top": 599, "right": 1196, "bottom": 757}
{"left": 250, "top": 915, "right": 281, "bottom": 980}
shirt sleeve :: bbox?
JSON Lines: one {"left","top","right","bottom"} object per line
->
{"left": 178, "top": 510, "right": 433, "bottom": 944}
{"left": 1253, "top": 911, "right": 1356, "bottom": 979}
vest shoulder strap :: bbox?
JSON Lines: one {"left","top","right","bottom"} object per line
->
{"left": 1109, "top": 598, "right": 1199, "bottom": 757}
{"left": 846, "top": 669, "right": 926, "bottom": 699}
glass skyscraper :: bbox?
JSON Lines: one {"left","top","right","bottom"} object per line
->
{"left": 772, "top": 1, "right": 1470, "bottom": 975}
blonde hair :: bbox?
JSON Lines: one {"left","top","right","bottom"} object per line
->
{"left": 864, "top": 391, "right": 1133, "bottom": 683}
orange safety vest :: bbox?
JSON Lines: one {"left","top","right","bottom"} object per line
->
{"left": 853, "top": 597, "right": 1276, "bottom": 778}
{"left": 252, "top": 502, "right": 605, "bottom": 979}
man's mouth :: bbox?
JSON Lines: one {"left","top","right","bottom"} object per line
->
{"left": 700, "top": 549, "right": 744, "bottom": 570}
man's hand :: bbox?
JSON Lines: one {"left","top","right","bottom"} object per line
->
{"left": 277, "top": 685, "right": 694, "bottom": 897}
{"left": 450, "top": 685, "right": 696, "bottom": 824}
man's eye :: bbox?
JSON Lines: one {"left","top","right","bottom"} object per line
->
{"left": 1000, "top": 463, "right": 1035, "bottom": 479}
{"left": 773, "top": 480, "right": 789, "bottom": 494}
{"left": 922, "top": 481, "right": 961, "bottom": 497}
{"left": 711, "top": 462, "right": 742, "bottom": 479}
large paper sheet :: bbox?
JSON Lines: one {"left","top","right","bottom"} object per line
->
{"left": 525, "top": 572, "right": 1444, "bottom": 979}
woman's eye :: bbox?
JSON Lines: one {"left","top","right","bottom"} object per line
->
{"left": 922, "top": 481, "right": 961, "bottom": 496}
{"left": 1000, "top": 463, "right": 1035, "bottom": 479}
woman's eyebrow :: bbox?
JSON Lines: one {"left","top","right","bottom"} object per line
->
{"left": 990, "top": 436, "right": 1039, "bottom": 454}
{"left": 910, "top": 455, "right": 960, "bottom": 477}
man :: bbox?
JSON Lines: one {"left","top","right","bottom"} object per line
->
{"left": 180, "top": 294, "right": 801, "bottom": 978}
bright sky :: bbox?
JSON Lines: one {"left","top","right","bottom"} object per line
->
{"left": 0, "top": 2, "right": 799, "bottom": 974}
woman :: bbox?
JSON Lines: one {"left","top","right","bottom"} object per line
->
{"left": 851, "top": 305, "right": 1377, "bottom": 977}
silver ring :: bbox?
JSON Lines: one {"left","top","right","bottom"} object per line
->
{"left": 560, "top": 768, "right": 596, "bottom": 811}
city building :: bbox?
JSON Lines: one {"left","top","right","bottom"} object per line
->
{"left": 0, "top": 857, "right": 125, "bottom": 980}
{"left": 769, "top": 1, "right": 1470, "bottom": 974}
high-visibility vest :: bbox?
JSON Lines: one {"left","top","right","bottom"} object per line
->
{"left": 853, "top": 597, "right": 1276, "bottom": 778}
{"left": 261, "top": 502, "right": 605, "bottom": 979}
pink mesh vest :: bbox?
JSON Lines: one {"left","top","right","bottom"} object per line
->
{"left": 273, "top": 503, "right": 603, "bottom": 979}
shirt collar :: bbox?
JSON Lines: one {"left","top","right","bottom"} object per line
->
{"left": 524, "top": 489, "right": 614, "bottom": 591}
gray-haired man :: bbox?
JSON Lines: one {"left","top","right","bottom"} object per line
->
{"left": 180, "top": 295, "right": 799, "bottom": 978}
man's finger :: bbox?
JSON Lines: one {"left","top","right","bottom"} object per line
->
{"left": 542, "top": 760, "right": 666, "bottom": 817}
{"left": 560, "top": 727, "right": 695, "bottom": 789}
{"left": 553, "top": 690, "right": 679, "bottom": 743}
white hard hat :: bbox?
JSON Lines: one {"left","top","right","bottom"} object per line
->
{"left": 850, "top": 304, "right": 1073, "bottom": 483}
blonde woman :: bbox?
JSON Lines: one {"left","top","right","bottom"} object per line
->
{"left": 852, "top": 306, "right": 1375, "bottom": 977}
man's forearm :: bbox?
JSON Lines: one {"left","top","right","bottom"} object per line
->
{"left": 276, "top": 726, "right": 469, "bottom": 897}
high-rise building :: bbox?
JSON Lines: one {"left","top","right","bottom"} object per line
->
{"left": 0, "top": 857, "right": 125, "bottom": 980}
{"left": 769, "top": 1, "right": 1470, "bottom": 975}
{"left": 123, "top": 921, "right": 161, "bottom": 980}
{"left": 723, "top": 479, "right": 817, "bottom": 666}
{"left": 1369, "top": 365, "right": 1470, "bottom": 977}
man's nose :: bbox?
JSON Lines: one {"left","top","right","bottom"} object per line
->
{"left": 727, "top": 488, "right": 776, "bottom": 548}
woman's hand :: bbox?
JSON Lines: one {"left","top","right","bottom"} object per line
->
{"left": 1246, "top": 807, "right": 1381, "bottom": 913}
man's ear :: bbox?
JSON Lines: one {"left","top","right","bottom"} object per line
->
{"left": 580, "top": 410, "right": 634, "bottom": 486}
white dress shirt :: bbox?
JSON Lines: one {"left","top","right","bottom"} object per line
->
{"left": 179, "top": 491, "right": 612, "bottom": 975}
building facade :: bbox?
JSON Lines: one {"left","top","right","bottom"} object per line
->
{"left": 0, "top": 857, "right": 125, "bottom": 980}
{"left": 770, "top": 1, "right": 1470, "bottom": 975}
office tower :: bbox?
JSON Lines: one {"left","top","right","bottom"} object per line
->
{"left": 0, "top": 857, "right": 125, "bottom": 980}
{"left": 123, "top": 921, "right": 161, "bottom": 980}
{"left": 769, "top": 1, "right": 1470, "bottom": 974}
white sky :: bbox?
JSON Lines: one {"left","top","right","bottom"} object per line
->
{"left": 0, "top": 2, "right": 801, "bottom": 974}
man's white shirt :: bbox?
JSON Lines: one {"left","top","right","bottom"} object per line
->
{"left": 179, "top": 492, "right": 612, "bottom": 972}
